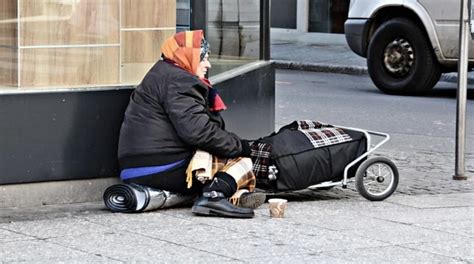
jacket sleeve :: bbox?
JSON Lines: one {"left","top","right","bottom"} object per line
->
{"left": 164, "top": 80, "right": 248, "bottom": 158}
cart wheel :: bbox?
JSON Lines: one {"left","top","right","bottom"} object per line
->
{"left": 355, "top": 157, "right": 399, "bottom": 201}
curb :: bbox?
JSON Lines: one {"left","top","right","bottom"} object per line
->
{"left": 441, "top": 72, "right": 474, "bottom": 84}
{"left": 0, "top": 177, "right": 120, "bottom": 208}
{"left": 274, "top": 60, "right": 367, "bottom": 76}
{"left": 274, "top": 60, "right": 474, "bottom": 84}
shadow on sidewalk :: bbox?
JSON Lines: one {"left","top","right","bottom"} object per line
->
{"left": 425, "top": 87, "right": 474, "bottom": 100}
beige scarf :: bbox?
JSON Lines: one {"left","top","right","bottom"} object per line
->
{"left": 185, "top": 150, "right": 214, "bottom": 188}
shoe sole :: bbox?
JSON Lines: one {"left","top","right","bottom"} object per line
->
{"left": 191, "top": 206, "right": 254, "bottom": 218}
{"left": 238, "top": 192, "right": 266, "bottom": 209}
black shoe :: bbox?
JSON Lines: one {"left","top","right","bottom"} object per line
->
{"left": 236, "top": 192, "right": 266, "bottom": 209}
{"left": 192, "top": 191, "right": 254, "bottom": 218}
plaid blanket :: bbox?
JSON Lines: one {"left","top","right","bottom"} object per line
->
{"left": 186, "top": 151, "right": 255, "bottom": 192}
{"left": 250, "top": 142, "right": 272, "bottom": 180}
{"left": 296, "top": 120, "right": 352, "bottom": 148}
{"left": 296, "top": 120, "right": 329, "bottom": 129}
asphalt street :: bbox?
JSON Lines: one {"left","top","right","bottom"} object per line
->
{"left": 275, "top": 69, "right": 474, "bottom": 151}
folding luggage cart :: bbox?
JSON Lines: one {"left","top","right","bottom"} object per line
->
{"left": 265, "top": 126, "right": 399, "bottom": 201}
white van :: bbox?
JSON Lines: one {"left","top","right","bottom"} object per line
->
{"left": 345, "top": 0, "right": 473, "bottom": 94}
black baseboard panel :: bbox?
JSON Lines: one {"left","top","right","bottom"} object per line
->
{"left": 217, "top": 62, "right": 275, "bottom": 140}
{"left": 0, "top": 62, "right": 275, "bottom": 184}
{"left": 0, "top": 89, "right": 132, "bottom": 184}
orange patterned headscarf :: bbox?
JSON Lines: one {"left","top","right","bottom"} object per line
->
{"left": 161, "top": 30, "right": 204, "bottom": 75}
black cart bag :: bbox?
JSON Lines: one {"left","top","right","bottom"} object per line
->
{"left": 252, "top": 120, "right": 367, "bottom": 192}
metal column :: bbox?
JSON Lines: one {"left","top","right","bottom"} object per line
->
{"left": 453, "top": 0, "right": 470, "bottom": 180}
{"left": 190, "top": 0, "right": 208, "bottom": 38}
{"left": 260, "top": 0, "right": 271, "bottom": 60}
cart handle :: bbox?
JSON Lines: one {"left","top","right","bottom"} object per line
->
{"left": 336, "top": 126, "right": 391, "bottom": 187}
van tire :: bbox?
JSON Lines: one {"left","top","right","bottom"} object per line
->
{"left": 367, "top": 18, "right": 441, "bottom": 94}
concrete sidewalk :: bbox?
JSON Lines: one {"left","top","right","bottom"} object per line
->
{"left": 270, "top": 29, "right": 474, "bottom": 84}
{"left": 1, "top": 192, "right": 472, "bottom": 262}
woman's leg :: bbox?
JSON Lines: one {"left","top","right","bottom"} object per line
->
{"left": 218, "top": 157, "right": 265, "bottom": 209}
{"left": 124, "top": 163, "right": 203, "bottom": 195}
{"left": 111, "top": 163, "right": 199, "bottom": 211}
{"left": 217, "top": 157, "right": 256, "bottom": 191}
{"left": 192, "top": 157, "right": 264, "bottom": 218}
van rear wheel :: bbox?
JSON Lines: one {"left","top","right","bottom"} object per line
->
{"left": 367, "top": 18, "right": 441, "bottom": 94}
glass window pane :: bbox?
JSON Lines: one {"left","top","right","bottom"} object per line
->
{"left": 121, "top": 0, "right": 176, "bottom": 84}
{"left": 0, "top": 1, "right": 18, "bottom": 87}
{"left": 0, "top": 0, "right": 177, "bottom": 90}
{"left": 0, "top": 0, "right": 264, "bottom": 90}
{"left": 207, "top": 0, "right": 260, "bottom": 76}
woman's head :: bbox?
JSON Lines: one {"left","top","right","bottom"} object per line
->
{"left": 161, "top": 30, "right": 211, "bottom": 78}
{"left": 196, "top": 37, "right": 211, "bottom": 78}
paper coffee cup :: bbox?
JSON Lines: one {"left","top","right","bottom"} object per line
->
{"left": 268, "top": 198, "right": 287, "bottom": 218}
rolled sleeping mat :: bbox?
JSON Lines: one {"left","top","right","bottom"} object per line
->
{"left": 103, "top": 183, "right": 195, "bottom": 213}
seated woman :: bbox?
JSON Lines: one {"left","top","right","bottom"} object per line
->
{"left": 117, "top": 30, "right": 264, "bottom": 218}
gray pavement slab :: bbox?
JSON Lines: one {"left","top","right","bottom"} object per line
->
{"left": 1, "top": 217, "right": 114, "bottom": 239}
{"left": 414, "top": 219, "right": 474, "bottom": 237}
{"left": 323, "top": 245, "right": 467, "bottom": 263}
{"left": 183, "top": 237, "right": 310, "bottom": 260}
{"left": 0, "top": 193, "right": 472, "bottom": 263}
{"left": 0, "top": 228, "right": 33, "bottom": 243}
{"left": 47, "top": 230, "right": 234, "bottom": 262}
{"left": 246, "top": 253, "right": 348, "bottom": 264}
{"left": 1, "top": 239, "right": 110, "bottom": 263}
{"left": 342, "top": 220, "right": 465, "bottom": 245}
{"left": 387, "top": 193, "right": 474, "bottom": 208}
{"left": 359, "top": 206, "right": 473, "bottom": 225}
{"left": 0, "top": 202, "right": 107, "bottom": 224}
{"left": 403, "top": 238, "right": 474, "bottom": 262}
{"left": 84, "top": 209, "right": 195, "bottom": 228}
{"left": 134, "top": 223, "right": 251, "bottom": 244}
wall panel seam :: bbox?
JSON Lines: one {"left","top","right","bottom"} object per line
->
{"left": 119, "top": 0, "right": 123, "bottom": 83}
{"left": 17, "top": 0, "right": 21, "bottom": 87}
{"left": 19, "top": 44, "right": 121, "bottom": 49}
{"left": 121, "top": 27, "right": 176, "bottom": 31}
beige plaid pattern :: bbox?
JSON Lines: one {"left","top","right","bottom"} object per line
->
{"left": 186, "top": 152, "right": 256, "bottom": 192}
{"left": 186, "top": 151, "right": 256, "bottom": 205}
{"left": 214, "top": 156, "right": 256, "bottom": 205}
{"left": 212, "top": 156, "right": 256, "bottom": 192}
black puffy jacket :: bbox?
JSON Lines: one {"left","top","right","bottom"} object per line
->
{"left": 118, "top": 60, "right": 249, "bottom": 169}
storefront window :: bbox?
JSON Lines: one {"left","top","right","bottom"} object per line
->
{"left": 206, "top": 0, "right": 261, "bottom": 76}
{"left": 0, "top": 0, "right": 263, "bottom": 90}
{"left": 0, "top": 0, "right": 176, "bottom": 90}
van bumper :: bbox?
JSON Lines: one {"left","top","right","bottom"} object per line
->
{"left": 344, "top": 18, "right": 371, "bottom": 58}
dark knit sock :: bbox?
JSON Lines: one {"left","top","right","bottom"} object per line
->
{"left": 203, "top": 172, "right": 237, "bottom": 197}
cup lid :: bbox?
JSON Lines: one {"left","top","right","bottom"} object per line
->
{"left": 268, "top": 198, "right": 287, "bottom": 203}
